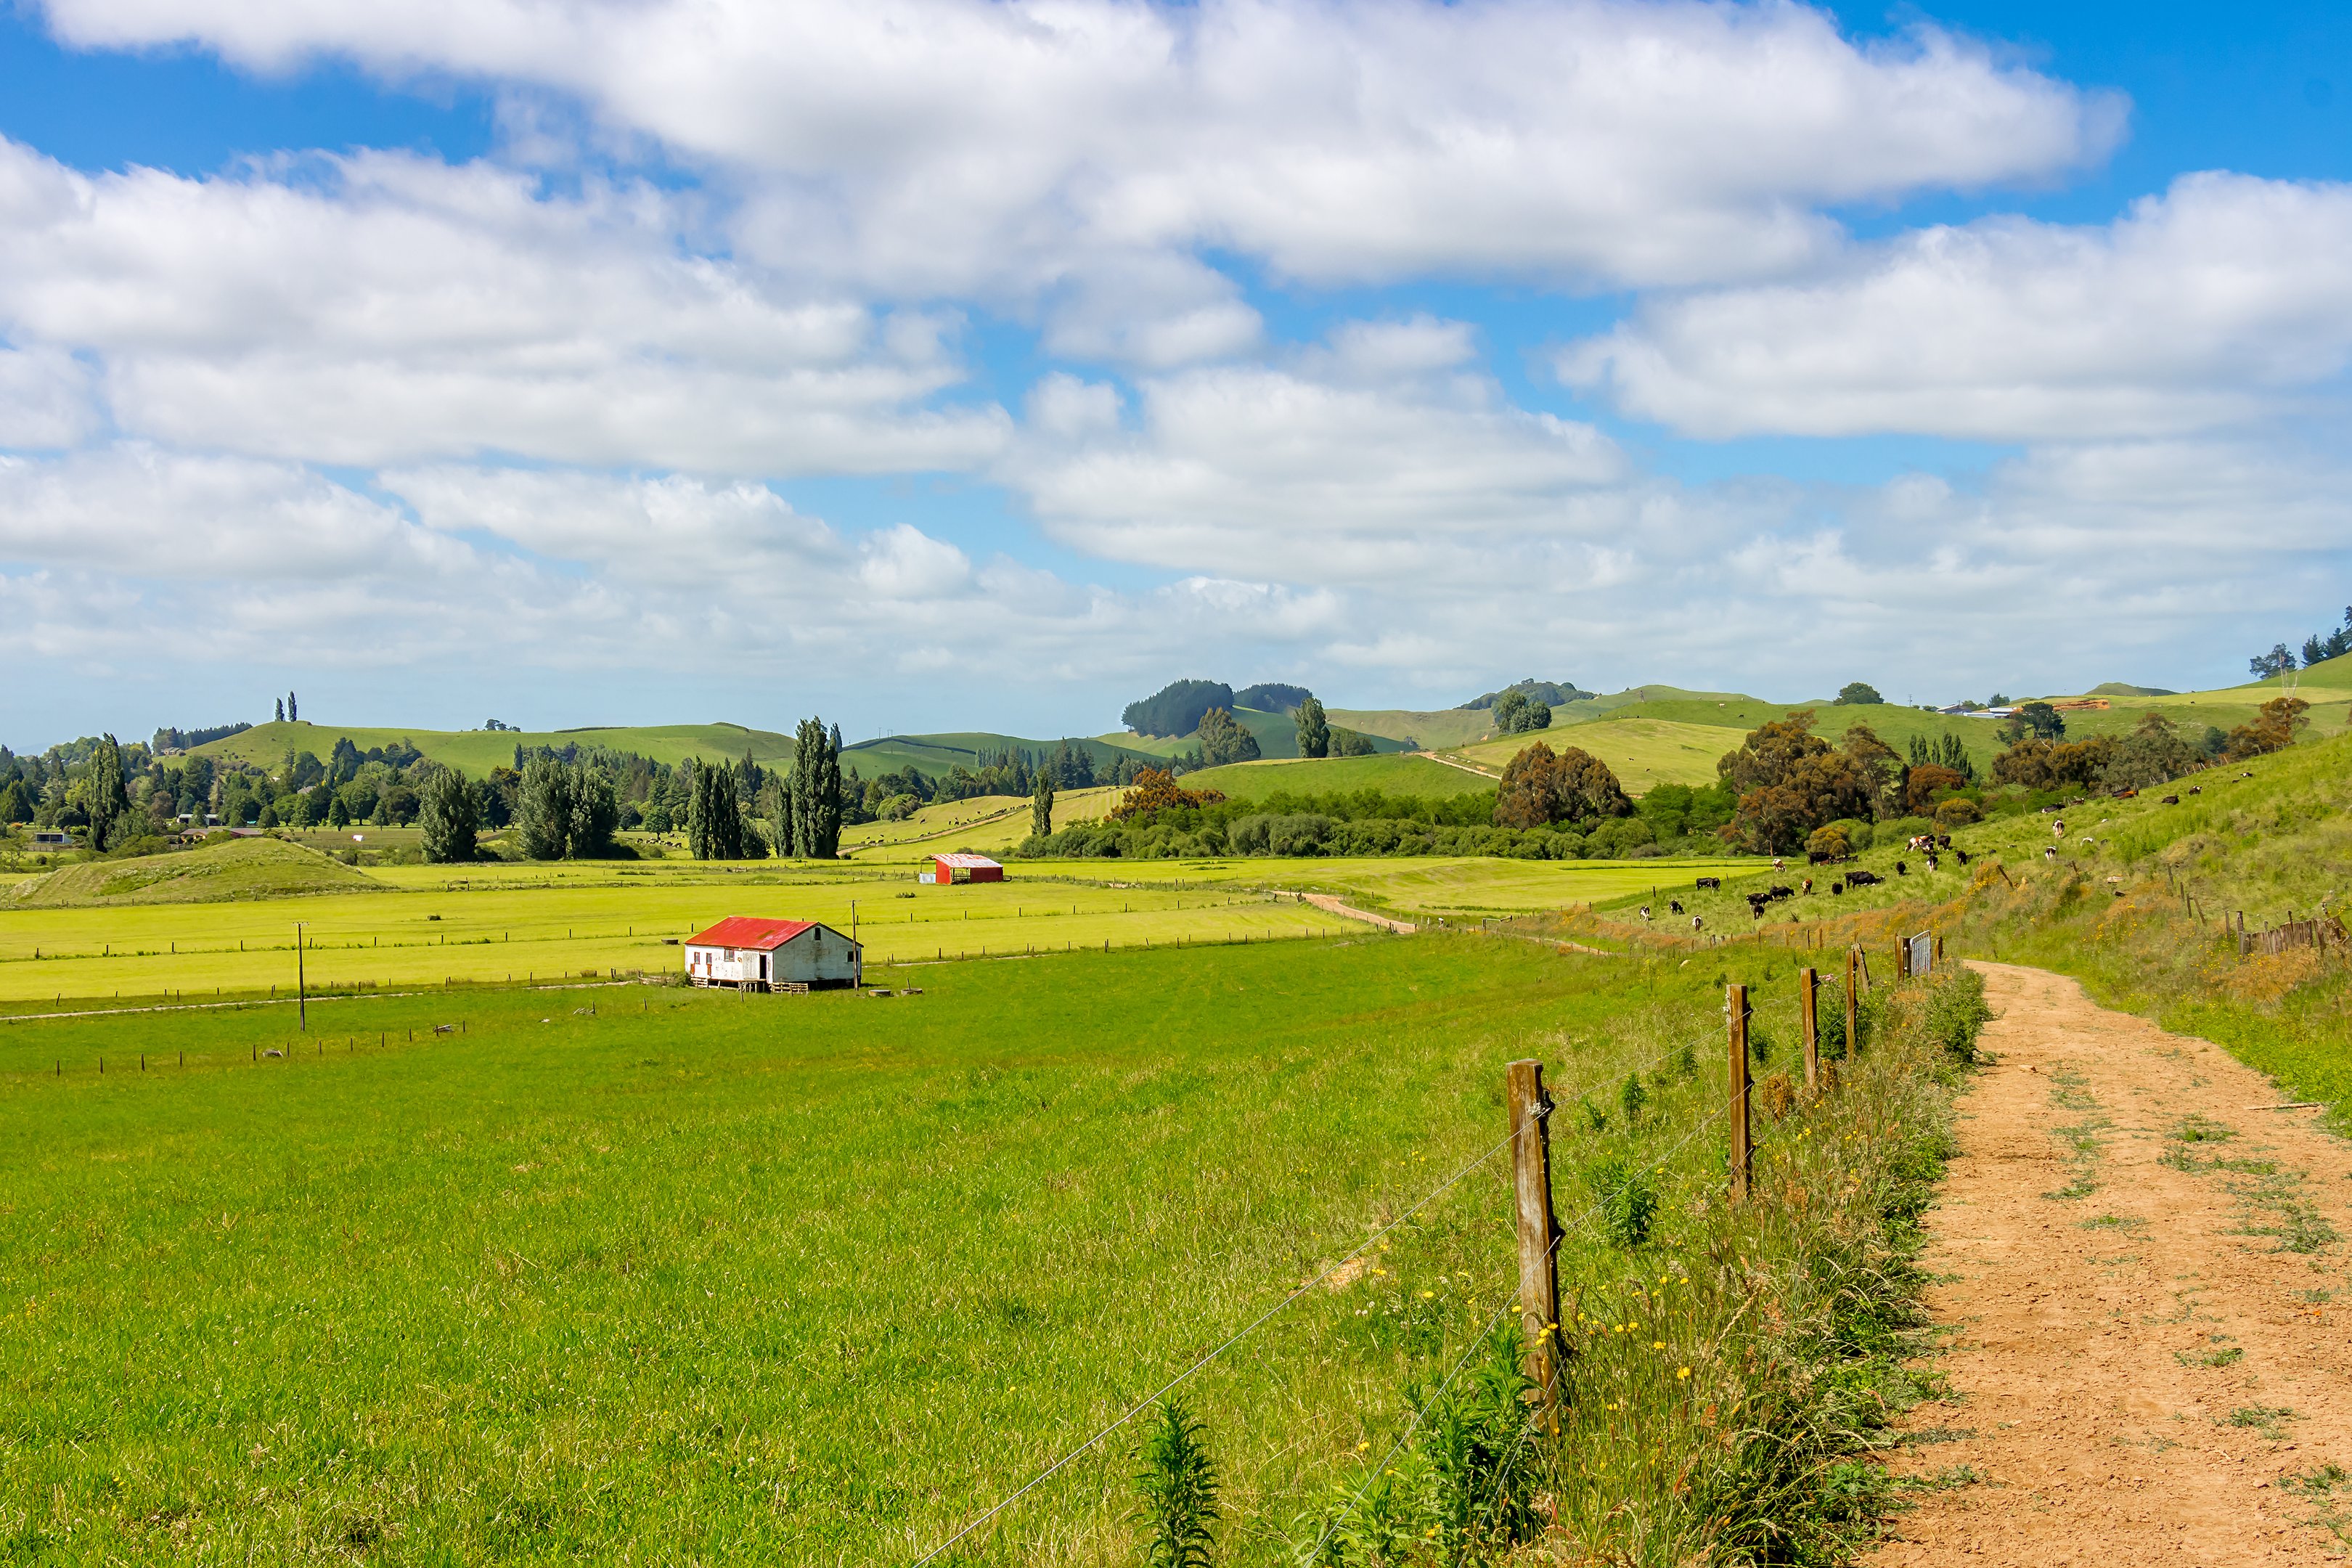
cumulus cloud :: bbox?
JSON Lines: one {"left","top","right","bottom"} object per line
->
{"left": 38, "top": 0, "right": 2120, "bottom": 296}
{"left": 1561, "top": 172, "right": 2352, "bottom": 440}
{"left": 1010, "top": 323, "right": 1633, "bottom": 579}
{"left": 0, "top": 138, "right": 1009, "bottom": 471}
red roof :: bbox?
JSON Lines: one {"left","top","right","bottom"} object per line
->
{"left": 686, "top": 917, "right": 818, "bottom": 951}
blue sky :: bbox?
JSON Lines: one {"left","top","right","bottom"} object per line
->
{"left": 1, "top": 0, "right": 2348, "bottom": 751}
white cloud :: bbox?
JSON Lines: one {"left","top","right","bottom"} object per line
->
{"left": 0, "top": 138, "right": 1009, "bottom": 472}
{"left": 38, "top": 0, "right": 2121, "bottom": 295}
{"left": 0, "top": 344, "right": 100, "bottom": 447}
{"left": 1010, "top": 325, "right": 1633, "bottom": 579}
{"left": 1561, "top": 172, "right": 2352, "bottom": 440}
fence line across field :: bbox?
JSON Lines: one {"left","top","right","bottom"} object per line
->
{"left": 907, "top": 1014, "right": 1726, "bottom": 1565}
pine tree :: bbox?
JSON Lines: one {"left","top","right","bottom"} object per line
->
{"left": 1294, "top": 695, "right": 1330, "bottom": 759}
{"left": 1032, "top": 767, "right": 1055, "bottom": 840}
{"left": 419, "top": 765, "right": 478, "bottom": 863}
{"left": 274, "top": 698, "right": 285, "bottom": 723}
{"left": 287, "top": 692, "right": 298, "bottom": 722}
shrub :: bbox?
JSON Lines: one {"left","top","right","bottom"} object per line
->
{"left": 1924, "top": 968, "right": 1995, "bottom": 1063}
{"left": 1934, "top": 798, "right": 1982, "bottom": 827}
{"left": 1805, "top": 824, "right": 1849, "bottom": 858}
{"left": 1135, "top": 1400, "right": 1219, "bottom": 1568}
{"left": 1585, "top": 1153, "right": 1659, "bottom": 1249}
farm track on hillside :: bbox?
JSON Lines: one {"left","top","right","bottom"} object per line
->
{"left": 1874, "top": 963, "right": 2352, "bottom": 1567}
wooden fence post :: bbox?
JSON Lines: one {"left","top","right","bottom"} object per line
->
{"left": 1800, "top": 967, "right": 1818, "bottom": 1095}
{"left": 1506, "top": 1058, "right": 1562, "bottom": 1428}
{"left": 1892, "top": 939, "right": 1905, "bottom": 982}
{"left": 1728, "top": 985, "right": 1752, "bottom": 1201}
{"left": 1845, "top": 946, "right": 1860, "bottom": 1059}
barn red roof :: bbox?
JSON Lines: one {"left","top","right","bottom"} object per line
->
{"left": 686, "top": 917, "right": 817, "bottom": 951}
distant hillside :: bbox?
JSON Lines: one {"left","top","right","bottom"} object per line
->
{"left": 2089, "top": 682, "right": 2177, "bottom": 697}
{"left": 1452, "top": 719, "right": 1738, "bottom": 793}
{"left": 1458, "top": 678, "right": 1592, "bottom": 710}
{"left": 4, "top": 837, "right": 383, "bottom": 908}
{"left": 1179, "top": 754, "right": 1495, "bottom": 800}
{"left": 196, "top": 720, "right": 796, "bottom": 774}
{"left": 1100, "top": 706, "right": 1409, "bottom": 762}
{"left": 1234, "top": 682, "right": 1312, "bottom": 714}
{"left": 1122, "top": 679, "right": 1233, "bottom": 738}
{"left": 844, "top": 732, "right": 1159, "bottom": 782}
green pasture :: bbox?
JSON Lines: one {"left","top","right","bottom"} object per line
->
{"left": 843, "top": 732, "right": 1158, "bottom": 783}
{"left": 1180, "top": 752, "right": 1495, "bottom": 799}
{"left": 0, "top": 934, "right": 1785, "bottom": 1563}
{"left": 1323, "top": 705, "right": 1499, "bottom": 750}
{"left": 1450, "top": 717, "right": 1736, "bottom": 791}
{"left": 0, "top": 871, "right": 1346, "bottom": 1006}
{"left": 195, "top": 719, "right": 796, "bottom": 773}
{"left": 838, "top": 787, "right": 1122, "bottom": 859}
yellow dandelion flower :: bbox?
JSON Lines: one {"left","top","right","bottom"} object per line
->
{"left": 1652, "top": 1341, "right": 1665, "bottom": 1349}
{"left": 1677, "top": 1366, "right": 1691, "bottom": 1379}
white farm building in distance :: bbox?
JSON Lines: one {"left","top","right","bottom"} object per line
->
{"left": 684, "top": 918, "right": 862, "bottom": 992}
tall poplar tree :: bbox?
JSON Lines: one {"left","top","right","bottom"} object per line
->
{"left": 790, "top": 717, "right": 842, "bottom": 859}
{"left": 1031, "top": 767, "right": 1055, "bottom": 840}
{"left": 419, "top": 765, "right": 478, "bottom": 862}
{"left": 517, "top": 757, "right": 576, "bottom": 859}
{"left": 81, "top": 734, "right": 129, "bottom": 850}
{"left": 1294, "top": 695, "right": 1331, "bottom": 759}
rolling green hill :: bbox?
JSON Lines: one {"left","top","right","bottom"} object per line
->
{"left": 3, "top": 836, "right": 383, "bottom": 909}
{"left": 195, "top": 721, "right": 796, "bottom": 773}
{"left": 1452, "top": 718, "right": 1741, "bottom": 791}
{"left": 843, "top": 731, "right": 1157, "bottom": 783}
{"left": 1098, "top": 706, "right": 1409, "bottom": 762}
{"left": 1180, "top": 754, "right": 1498, "bottom": 799}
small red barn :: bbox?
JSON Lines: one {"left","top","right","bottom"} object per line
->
{"left": 921, "top": 852, "right": 1003, "bottom": 885}
{"left": 684, "top": 916, "right": 862, "bottom": 992}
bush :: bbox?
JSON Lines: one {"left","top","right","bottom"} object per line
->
{"left": 1804, "top": 824, "right": 1849, "bottom": 858}
{"left": 1585, "top": 1152, "right": 1659, "bottom": 1249}
{"left": 1924, "top": 968, "right": 1996, "bottom": 1063}
{"left": 1934, "top": 798, "right": 1982, "bottom": 827}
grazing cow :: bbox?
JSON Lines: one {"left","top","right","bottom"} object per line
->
{"left": 1937, "top": 834, "right": 1953, "bottom": 849}
{"left": 1895, "top": 861, "right": 1908, "bottom": 876}
{"left": 1955, "top": 849, "right": 1972, "bottom": 866}
{"left": 1925, "top": 855, "right": 1939, "bottom": 873}
{"left": 1802, "top": 878, "right": 1813, "bottom": 894}
{"left": 1767, "top": 885, "right": 1794, "bottom": 902}
{"left": 1695, "top": 876, "right": 1722, "bottom": 891}
{"left": 2188, "top": 786, "right": 2202, "bottom": 795}
{"left": 1847, "top": 869, "right": 1881, "bottom": 888}
{"left": 1691, "top": 915, "right": 1704, "bottom": 931}
{"left": 1639, "top": 905, "right": 1652, "bottom": 922}
{"left": 2044, "top": 845, "right": 2058, "bottom": 861}
{"left": 2161, "top": 794, "right": 2179, "bottom": 805}
{"left": 2051, "top": 819, "right": 2066, "bottom": 836}
{"left": 1772, "top": 857, "right": 1787, "bottom": 872}
{"left": 1808, "top": 850, "right": 1832, "bottom": 866}
{"left": 1669, "top": 899, "right": 1684, "bottom": 915}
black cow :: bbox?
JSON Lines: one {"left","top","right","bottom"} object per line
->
{"left": 2161, "top": 794, "right": 2179, "bottom": 805}
{"left": 1695, "top": 876, "right": 1723, "bottom": 890}
{"left": 1847, "top": 869, "right": 1881, "bottom": 887}
{"left": 1955, "top": 849, "right": 1972, "bottom": 865}
{"left": 1669, "top": 899, "right": 1684, "bottom": 915}
{"left": 1895, "top": 860, "right": 1908, "bottom": 876}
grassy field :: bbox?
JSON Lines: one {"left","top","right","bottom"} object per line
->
{"left": 1450, "top": 717, "right": 1738, "bottom": 790}
{"left": 1180, "top": 753, "right": 1495, "bottom": 799}
{"left": 843, "top": 732, "right": 1159, "bottom": 783}
{"left": 3, "top": 837, "right": 377, "bottom": 909}
{"left": 838, "top": 787, "right": 1122, "bottom": 859}
{"left": 194, "top": 720, "right": 797, "bottom": 773}
{"left": 0, "top": 843, "right": 1763, "bottom": 1008}
{"left": 0, "top": 924, "right": 1972, "bottom": 1564}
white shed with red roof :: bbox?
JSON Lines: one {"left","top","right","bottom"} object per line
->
{"left": 684, "top": 916, "right": 862, "bottom": 992}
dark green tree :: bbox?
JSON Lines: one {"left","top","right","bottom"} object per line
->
{"left": 274, "top": 698, "right": 284, "bottom": 722}
{"left": 419, "top": 765, "right": 478, "bottom": 862}
{"left": 571, "top": 768, "right": 620, "bottom": 857}
{"left": 789, "top": 718, "right": 843, "bottom": 859}
{"left": 1294, "top": 695, "right": 1330, "bottom": 759}
{"left": 78, "top": 734, "right": 130, "bottom": 850}
{"left": 517, "top": 757, "right": 576, "bottom": 859}
{"left": 0, "top": 779, "right": 30, "bottom": 825}
{"left": 1835, "top": 681, "right": 1884, "bottom": 706}
{"left": 1196, "top": 707, "right": 1260, "bottom": 767}
{"left": 1031, "top": 767, "right": 1055, "bottom": 840}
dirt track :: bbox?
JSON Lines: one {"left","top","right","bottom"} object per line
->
{"left": 1874, "top": 963, "right": 2352, "bottom": 1566}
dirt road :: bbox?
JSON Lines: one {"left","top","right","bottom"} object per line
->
{"left": 1874, "top": 962, "right": 2352, "bottom": 1566}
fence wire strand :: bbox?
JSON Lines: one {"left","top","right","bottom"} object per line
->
{"left": 908, "top": 1014, "right": 1731, "bottom": 1566}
